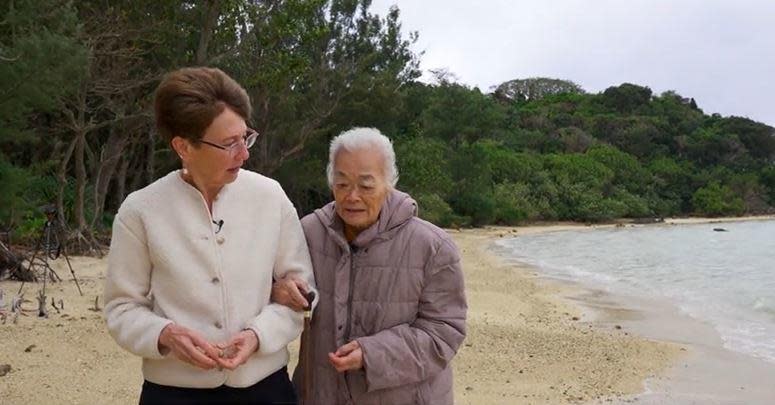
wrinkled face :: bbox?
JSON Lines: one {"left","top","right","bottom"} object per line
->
{"left": 332, "top": 148, "right": 390, "bottom": 236}
{"left": 174, "top": 107, "right": 250, "bottom": 189}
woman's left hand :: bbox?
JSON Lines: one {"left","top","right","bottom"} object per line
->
{"left": 271, "top": 275, "right": 310, "bottom": 312}
{"left": 216, "top": 329, "right": 260, "bottom": 370}
{"left": 328, "top": 340, "right": 363, "bottom": 372}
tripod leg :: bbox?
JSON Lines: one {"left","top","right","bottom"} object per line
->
{"left": 62, "top": 249, "right": 83, "bottom": 296}
{"left": 46, "top": 264, "right": 62, "bottom": 282}
{"left": 17, "top": 235, "right": 44, "bottom": 295}
{"left": 41, "top": 252, "right": 47, "bottom": 297}
{"left": 41, "top": 223, "right": 53, "bottom": 295}
{"left": 51, "top": 221, "right": 83, "bottom": 296}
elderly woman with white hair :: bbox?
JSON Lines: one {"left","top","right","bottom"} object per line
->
{"left": 272, "top": 127, "right": 467, "bottom": 405}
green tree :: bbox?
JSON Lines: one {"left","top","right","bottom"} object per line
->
{"left": 447, "top": 141, "right": 497, "bottom": 226}
{"left": 545, "top": 153, "right": 615, "bottom": 220}
{"left": 227, "top": 0, "right": 420, "bottom": 174}
{"left": 394, "top": 136, "right": 453, "bottom": 197}
{"left": 492, "top": 77, "right": 585, "bottom": 103}
{"left": 761, "top": 165, "right": 775, "bottom": 205}
{"left": 647, "top": 157, "right": 695, "bottom": 215}
{"left": 716, "top": 116, "right": 775, "bottom": 161}
{"left": 600, "top": 83, "right": 653, "bottom": 114}
{"left": 414, "top": 193, "right": 455, "bottom": 227}
{"left": 684, "top": 127, "right": 746, "bottom": 167}
{"left": 420, "top": 78, "right": 506, "bottom": 146}
{"left": 691, "top": 182, "right": 744, "bottom": 216}
{"left": 499, "top": 127, "right": 564, "bottom": 153}
{"left": 726, "top": 172, "right": 770, "bottom": 213}
{"left": 492, "top": 182, "right": 538, "bottom": 224}
{"left": 586, "top": 144, "right": 652, "bottom": 195}
{"left": 0, "top": 0, "right": 88, "bottom": 143}
{"left": 0, "top": 0, "right": 89, "bottom": 236}
{"left": 649, "top": 91, "right": 704, "bottom": 149}
{"left": 0, "top": 153, "right": 31, "bottom": 228}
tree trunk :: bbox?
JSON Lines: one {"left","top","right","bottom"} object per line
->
{"left": 115, "top": 152, "right": 130, "bottom": 207}
{"left": 196, "top": 0, "right": 221, "bottom": 65}
{"left": 56, "top": 138, "right": 77, "bottom": 228}
{"left": 90, "top": 125, "right": 127, "bottom": 230}
{"left": 71, "top": 87, "right": 90, "bottom": 233}
{"left": 74, "top": 130, "right": 88, "bottom": 232}
{"left": 130, "top": 152, "right": 145, "bottom": 196}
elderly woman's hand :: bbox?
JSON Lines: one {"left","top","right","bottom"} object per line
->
{"left": 158, "top": 323, "right": 221, "bottom": 370}
{"left": 328, "top": 340, "right": 363, "bottom": 372}
{"left": 271, "top": 274, "right": 310, "bottom": 312}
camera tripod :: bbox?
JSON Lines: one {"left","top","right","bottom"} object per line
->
{"left": 17, "top": 207, "right": 83, "bottom": 311}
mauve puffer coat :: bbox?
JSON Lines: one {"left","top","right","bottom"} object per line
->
{"left": 293, "top": 190, "right": 467, "bottom": 405}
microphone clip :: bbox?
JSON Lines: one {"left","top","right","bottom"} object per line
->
{"left": 213, "top": 219, "right": 224, "bottom": 234}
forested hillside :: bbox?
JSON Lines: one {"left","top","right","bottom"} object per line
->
{"left": 2, "top": 0, "right": 773, "bottom": 248}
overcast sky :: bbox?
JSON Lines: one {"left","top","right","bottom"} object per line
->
{"left": 370, "top": 0, "right": 775, "bottom": 127}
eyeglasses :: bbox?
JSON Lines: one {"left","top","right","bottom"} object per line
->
{"left": 199, "top": 128, "right": 259, "bottom": 155}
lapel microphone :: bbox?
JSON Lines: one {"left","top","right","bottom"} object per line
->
{"left": 213, "top": 219, "right": 225, "bottom": 234}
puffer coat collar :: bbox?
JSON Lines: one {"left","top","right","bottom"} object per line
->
{"left": 312, "top": 189, "right": 417, "bottom": 250}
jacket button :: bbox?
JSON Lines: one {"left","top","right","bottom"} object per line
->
{"left": 216, "top": 236, "right": 225, "bottom": 244}
{"left": 214, "top": 321, "right": 223, "bottom": 329}
{"left": 337, "top": 325, "right": 343, "bottom": 330}
{"left": 211, "top": 277, "right": 220, "bottom": 284}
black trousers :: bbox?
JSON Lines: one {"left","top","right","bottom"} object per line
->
{"left": 138, "top": 367, "right": 297, "bottom": 405}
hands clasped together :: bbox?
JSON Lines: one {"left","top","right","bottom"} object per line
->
{"left": 158, "top": 324, "right": 259, "bottom": 371}
{"left": 272, "top": 276, "right": 363, "bottom": 373}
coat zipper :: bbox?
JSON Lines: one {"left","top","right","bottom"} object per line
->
{"left": 343, "top": 246, "right": 356, "bottom": 342}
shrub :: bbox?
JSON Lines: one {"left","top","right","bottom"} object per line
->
{"left": 691, "top": 182, "right": 745, "bottom": 216}
{"left": 415, "top": 193, "right": 455, "bottom": 227}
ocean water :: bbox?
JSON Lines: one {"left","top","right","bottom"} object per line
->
{"left": 494, "top": 220, "right": 775, "bottom": 364}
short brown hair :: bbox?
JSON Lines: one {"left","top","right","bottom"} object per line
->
{"left": 154, "top": 67, "right": 252, "bottom": 144}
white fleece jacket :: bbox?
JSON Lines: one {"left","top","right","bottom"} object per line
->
{"left": 104, "top": 169, "right": 315, "bottom": 388}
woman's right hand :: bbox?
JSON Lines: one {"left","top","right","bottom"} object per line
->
{"left": 158, "top": 323, "right": 221, "bottom": 370}
{"left": 271, "top": 275, "right": 310, "bottom": 312}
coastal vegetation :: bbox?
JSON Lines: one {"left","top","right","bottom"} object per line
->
{"left": 2, "top": 0, "right": 774, "bottom": 245}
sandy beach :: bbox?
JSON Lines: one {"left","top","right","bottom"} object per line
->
{"left": 449, "top": 226, "right": 681, "bottom": 404}
{"left": 1, "top": 219, "right": 773, "bottom": 404}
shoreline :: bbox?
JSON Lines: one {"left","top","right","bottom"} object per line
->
{"left": 449, "top": 227, "right": 682, "bottom": 404}
{"left": 483, "top": 214, "right": 775, "bottom": 236}
{"left": 479, "top": 217, "right": 775, "bottom": 404}
{"left": 555, "top": 278, "right": 775, "bottom": 404}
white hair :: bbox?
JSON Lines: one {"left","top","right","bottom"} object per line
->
{"left": 326, "top": 127, "right": 398, "bottom": 189}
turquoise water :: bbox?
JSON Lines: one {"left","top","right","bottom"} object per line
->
{"left": 495, "top": 220, "right": 775, "bottom": 364}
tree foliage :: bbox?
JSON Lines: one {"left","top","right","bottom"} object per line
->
{"left": 0, "top": 0, "right": 88, "bottom": 143}
{"left": 493, "top": 77, "right": 584, "bottom": 103}
{"left": 692, "top": 182, "right": 745, "bottom": 216}
{"left": 2, "top": 2, "right": 774, "bottom": 242}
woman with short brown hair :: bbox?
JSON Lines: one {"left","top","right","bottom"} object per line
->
{"left": 104, "top": 67, "right": 315, "bottom": 405}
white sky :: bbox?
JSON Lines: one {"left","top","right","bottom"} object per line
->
{"left": 370, "top": 0, "right": 775, "bottom": 127}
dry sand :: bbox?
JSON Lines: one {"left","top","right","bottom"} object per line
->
{"left": 3, "top": 220, "right": 751, "bottom": 405}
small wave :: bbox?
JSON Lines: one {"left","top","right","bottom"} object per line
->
{"left": 719, "top": 322, "right": 775, "bottom": 364}
{"left": 496, "top": 220, "right": 775, "bottom": 364}
{"left": 752, "top": 297, "right": 775, "bottom": 320}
